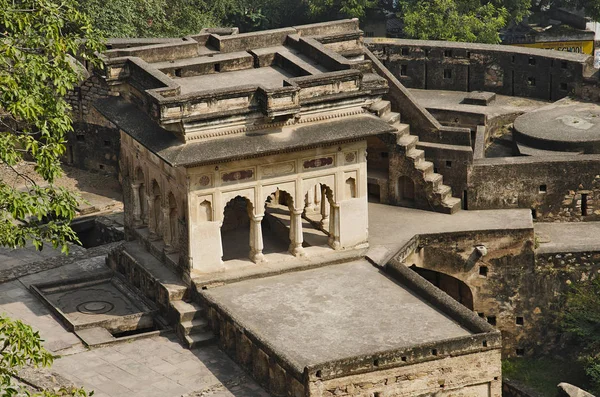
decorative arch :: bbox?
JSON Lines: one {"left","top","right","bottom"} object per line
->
{"left": 410, "top": 265, "right": 474, "bottom": 310}
{"left": 151, "top": 179, "right": 162, "bottom": 238}
{"left": 345, "top": 177, "right": 356, "bottom": 199}
{"left": 221, "top": 195, "right": 254, "bottom": 262}
{"left": 199, "top": 200, "right": 212, "bottom": 222}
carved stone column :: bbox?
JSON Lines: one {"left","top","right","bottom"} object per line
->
{"left": 305, "top": 189, "right": 315, "bottom": 212}
{"left": 147, "top": 197, "right": 160, "bottom": 241}
{"left": 328, "top": 203, "right": 341, "bottom": 250}
{"left": 162, "top": 206, "right": 173, "bottom": 251}
{"left": 289, "top": 209, "right": 306, "bottom": 257}
{"left": 320, "top": 188, "right": 330, "bottom": 229}
{"left": 314, "top": 185, "right": 320, "bottom": 208}
{"left": 249, "top": 215, "right": 266, "bottom": 264}
{"left": 131, "top": 183, "right": 142, "bottom": 227}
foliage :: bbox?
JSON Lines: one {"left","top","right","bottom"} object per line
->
{"left": 0, "top": 314, "right": 92, "bottom": 396}
{"left": 306, "top": 0, "right": 378, "bottom": 19}
{"left": 0, "top": 0, "right": 104, "bottom": 253}
{"left": 502, "top": 357, "right": 591, "bottom": 396}
{"left": 534, "top": 0, "right": 600, "bottom": 21}
{"left": 400, "top": 0, "right": 509, "bottom": 44}
{"left": 561, "top": 277, "right": 600, "bottom": 393}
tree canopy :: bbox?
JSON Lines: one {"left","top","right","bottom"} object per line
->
{"left": 0, "top": 0, "right": 103, "bottom": 253}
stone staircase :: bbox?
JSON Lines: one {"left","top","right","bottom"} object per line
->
{"left": 368, "top": 99, "right": 461, "bottom": 214}
{"left": 108, "top": 241, "right": 215, "bottom": 349}
{"left": 171, "top": 300, "right": 215, "bottom": 349}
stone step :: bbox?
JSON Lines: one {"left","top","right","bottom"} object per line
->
{"left": 369, "top": 100, "right": 391, "bottom": 117}
{"left": 406, "top": 148, "right": 425, "bottom": 163}
{"left": 436, "top": 185, "right": 452, "bottom": 200}
{"left": 185, "top": 331, "right": 215, "bottom": 349}
{"left": 381, "top": 111, "right": 400, "bottom": 125}
{"left": 441, "top": 197, "right": 462, "bottom": 214}
{"left": 394, "top": 123, "right": 410, "bottom": 137}
{"left": 178, "top": 318, "right": 210, "bottom": 336}
{"left": 415, "top": 160, "right": 434, "bottom": 174}
{"left": 397, "top": 135, "right": 418, "bottom": 152}
{"left": 424, "top": 173, "right": 443, "bottom": 189}
{"left": 171, "top": 300, "right": 205, "bottom": 323}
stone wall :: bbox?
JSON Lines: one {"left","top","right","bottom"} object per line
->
{"left": 403, "top": 227, "right": 600, "bottom": 358}
{"left": 469, "top": 156, "right": 600, "bottom": 221}
{"left": 365, "top": 38, "right": 592, "bottom": 102}
{"left": 65, "top": 74, "right": 120, "bottom": 176}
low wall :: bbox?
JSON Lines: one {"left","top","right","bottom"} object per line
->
{"left": 365, "top": 38, "right": 592, "bottom": 102}
{"left": 469, "top": 156, "right": 600, "bottom": 221}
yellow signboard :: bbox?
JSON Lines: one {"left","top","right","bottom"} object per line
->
{"left": 515, "top": 40, "right": 594, "bottom": 55}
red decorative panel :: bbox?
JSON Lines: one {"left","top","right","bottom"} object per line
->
{"left": 303, "top": 157, "right": 334, "bottom": 169}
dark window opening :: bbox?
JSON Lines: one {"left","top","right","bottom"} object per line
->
{"left": 582, "top": 193, "right": 589, "bottom": 216}
{"left": 76, "top": 134, "right": 85, "bottom": 142}
{"left": 483, "top": 340, "right": 488, "bottom": 347}
{"left": 445, "top": 160, "right": 452, "bottom": 168}
{"left": 401, "top": 48, "right": 409, "bottom": 56}
{"left": 214, "top": 63, "right": 221, "bottom": 72}
{"left": 433, "top": 167, "right": 438, "bottom": 173}
{"left": 531, "top": 208, "right": 537, "bottom": 220}
{"left": 401, "top": 356, "right": 407, "bottom": 362}
{"left": 528, "top": 77, "right": 536, "bottom": 86}
{"left": 432, "top": 349, "right": 438, "bottom": 356}
{"left": 479, "top": 266, "right": 488, "bottom": 277}
{"left": 373, "top": 359, "right": 379, "bottom": 366}
{"left": 516, "top": 348, "right": 525, "bottom": 356}
{"left": 444, "top": 69, "right": 452, "bottom": 79}
{"left": 560, "top": 82, "right": 568, "bottom": 91}
{"left": 478, "top": 312, "right": 485, "bottom": 318}
{"left": 516, "top": 316, "right": 524, "bottom": 325}
{"left": 400, "top": 64, "right": 408, "bottom": 76}
{"left": 467, "top": 51, "right": 471, "bottom": 58}
{"left": 98, "top": 164, "right": 105, "bottom": 170}
{"left": 487, "top": 316, "right": 497, "bottom": 326}
{"left": 174, "top": 68, "right": 182, "bottom": 77}
{"left": 315, "top": 370, "right": 322, "bottom": 378}
{"left": 103, "top": 140, "right": 111, "bottom": 147}
{"left": 539, "top": 184, "right": 547, "bottom": 193}
{"left": 444, "top": 50, "right": 453, "bottom": 57}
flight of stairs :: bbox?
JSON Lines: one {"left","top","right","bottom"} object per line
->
{"left": 171, "top": 300, "right": 215, "bottom": 349}
{"left": 369, "top": 99, "right": 461, "bottom": 214}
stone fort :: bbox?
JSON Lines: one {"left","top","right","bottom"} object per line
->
{"left": 53, "top": 18, "right": 600, "bottom": 396}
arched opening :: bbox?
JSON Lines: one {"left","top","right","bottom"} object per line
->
{"left": 262, "top": 190, "right": 295, "bottom": 255}
{"left": 345, "top": 177, "right": 356, "bottom": 199}
{"left": 151, "top": 180, "right": 162, "bottom": 238}
{"left": 135, "top": 168, "right": 146, "bottom": 224}
{"left": 397, "top": 175, "right": 415, "bottom": 206}
{"left": 410, "top": 266, "right": 474, "bottom": 310}
{"left": 168, "top": 192, "right": 178, "bottom": 250}
{"left": 221, "top": 196, "right": 253, "bottom": 262}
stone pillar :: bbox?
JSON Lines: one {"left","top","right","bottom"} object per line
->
{"left": 131, "top": 183, "right": 142, "bottom": 227}
{"left": 147, "top": 196, "right": 157, "bottom": 239}
{"left": 289, "top": 209, "right": 306, "bottom": 257}
{"left": 320, "top": 188, "right": 330, "bottom": 229}
{"left": 314, "top": 185, "right": 320, "bottom": 207}
{"left": 249, "top": 215, "right": 266, "bottom": 264}
{"left": 306, "top": 189, "right": 315, "bottom": 212}
{"left": 162, "top": 206, "right": 173, "bottom": 251}
{"left": 328, "top": 203, "right": 341, "bottom": 250}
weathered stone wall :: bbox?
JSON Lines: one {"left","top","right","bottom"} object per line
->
{"left": 405, "top": 228, "right": 600, "bottom": 359}
{"left": 405, "top": 229, "right": 537, "bottom": 357}
{"left": 365, "top": 38, "right": 591, "bottom": 102}
{"left": 65, "top": 74, "right": 120, "bottom": 175}
{"left": 309, "top": 350, "right": 502, "bottom": 397}
{"left": 469, "top": 156, "right": 600, "bottom": 221}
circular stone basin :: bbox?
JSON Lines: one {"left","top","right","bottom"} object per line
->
{"left": 76, "top": 301, "right": 115, "bottom": 315}
{"left": 514, "top": 100, "right": 600, "bottom": 154}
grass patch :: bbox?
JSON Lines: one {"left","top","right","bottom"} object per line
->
{"left": 503, "top": 357, "right": 591, "bottom": 396}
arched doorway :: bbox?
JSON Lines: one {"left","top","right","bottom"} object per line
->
{"left": 397, "top": 175, "right": 415, "bottom": 206}
{"left": 221, "top": 196, "right": 253, "bottom": 262}
{"left": 410, "top": 265, "right": 474, "bottom": 310}
{"left": 262, "top": 190, "right": 296, "bottom": 255}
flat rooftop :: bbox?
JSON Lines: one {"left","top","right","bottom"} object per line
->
{"left": 203, "top": 259, "right": 471, "bottom": 370}
{"left": 177, "top": 66, "right": 294, "bottom": 94}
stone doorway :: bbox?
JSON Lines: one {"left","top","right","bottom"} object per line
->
{"left": 410, "top": 266, "right": 474, "bottom": 310}
{"left": 397, "top": 175, "right": 415, "bottom": 207}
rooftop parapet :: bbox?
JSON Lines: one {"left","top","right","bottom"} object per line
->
{"left": 101, "top": 20, "right": 388, "bottom": 142}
